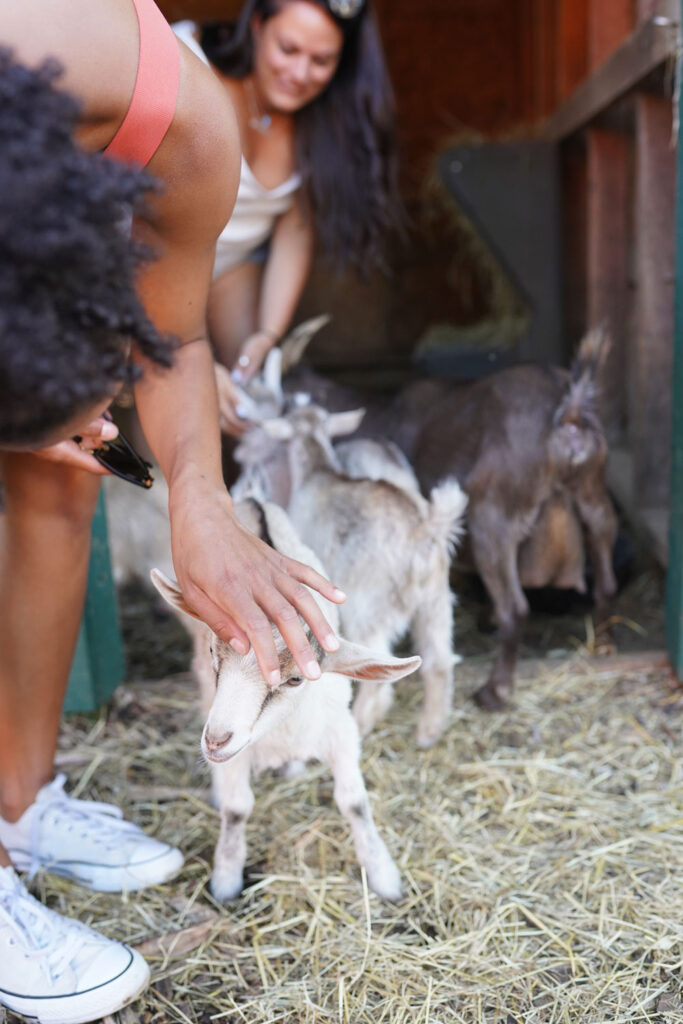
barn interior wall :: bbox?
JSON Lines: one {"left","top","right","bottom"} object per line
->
{"left": 158, "top": 0, "right": 553, "bottom": 376}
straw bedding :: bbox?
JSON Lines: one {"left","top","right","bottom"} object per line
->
{"left": 4, "top": 568, "right": 681, "bottom": 1024}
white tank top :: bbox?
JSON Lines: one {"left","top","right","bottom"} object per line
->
{"left": 173, "top": 21, "right": 301, "bottom": 278}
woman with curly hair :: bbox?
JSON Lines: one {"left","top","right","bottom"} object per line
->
{"left": 173, "top": 0, "right": 400, "bottom": 432}
{"left": 0, "top": 1, "right": 345, "bottom": 1019}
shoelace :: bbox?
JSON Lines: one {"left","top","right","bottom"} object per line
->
{"left": 0, "top": 874, "right": 85, "bottom": 984}
{"left": 29, "top": 774, "right": 144, "bottom": 879}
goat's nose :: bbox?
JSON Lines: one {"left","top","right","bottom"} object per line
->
{"left": 204, "top": 729, "right": 233, "bottom": 753}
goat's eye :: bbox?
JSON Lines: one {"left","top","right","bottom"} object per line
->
{"left": 285, "top": 675, "right": 304, "bottom": 687}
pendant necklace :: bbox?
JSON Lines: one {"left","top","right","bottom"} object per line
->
{"left": 245, "top": 78, "right": 272, "bottom": 134}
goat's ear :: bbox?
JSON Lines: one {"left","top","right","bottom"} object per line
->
{"left": 259, "top": 417, "right": 294, "bottom": 441}
{"left": 150, "top": 569, "right": 202, "bottom": 621}
{"left": 320, "top": 639, "right": 421, "bottom": 683}
{"left": 280, "top": 313, "right": 331, "bottom": 375}
{"left": 326, "top": 408, "right": 366, "bottom": 439}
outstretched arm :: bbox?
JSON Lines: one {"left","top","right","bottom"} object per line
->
{"left": 131, "top": 60, "right": 343, "bottom": 685}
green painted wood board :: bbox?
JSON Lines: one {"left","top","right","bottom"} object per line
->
{"left": 63, "top": 490, "right": 125, "bottom": 713}
{"left": 665, "top": 0, "right": 683, "bottom": 678}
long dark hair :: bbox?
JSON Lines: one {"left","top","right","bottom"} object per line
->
{"left": 200, "top": 0, "right": 401, "bottom": 274}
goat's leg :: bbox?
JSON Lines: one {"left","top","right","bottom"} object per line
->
{"left": 410, "top": 566, "right": 457, "bottom": 748}
{"left": 326, "top": 721, "right": 401, "bottom": 901}
{"left": 351, "top": 634, "right": 395, "bottom": 737}
{"left": 209, "top": 758, "right": 255, "bottom": 902}
{"left": 575, "top": 480, "right": 618, "bottom": 647}
{"left": 469, "top": 511, "right": 528, "bottom": 710}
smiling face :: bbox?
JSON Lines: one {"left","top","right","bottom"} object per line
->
{"left": 252, "top": 1, "right": 344, "bottom": 113}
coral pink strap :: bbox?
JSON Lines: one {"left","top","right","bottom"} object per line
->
{"left": 104, "top": 0, "right": 180, "bottom": 167}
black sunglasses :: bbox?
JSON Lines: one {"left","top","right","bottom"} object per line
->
{"left": 73, "top": 423, "right": 154, "bottom": 489}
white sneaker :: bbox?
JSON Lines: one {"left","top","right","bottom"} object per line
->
{"left": 0, "top": 866, "right": 150, "bottom": 1024}
{"left": 0, "top": 774, "right": 183, "bottom": 892}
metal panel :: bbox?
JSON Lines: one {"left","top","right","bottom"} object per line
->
{"left": 664, "top": 0, "right": 683, "bottom": 677}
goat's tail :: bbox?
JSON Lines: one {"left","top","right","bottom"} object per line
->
{"left": 425, "top": 478, "right": 468, "bottom": 556}
{"left": 550, "top": 325, "right": 610, "bottom": 469}
{"left": 556, "top": 324, "right": 610, "bottom": 426}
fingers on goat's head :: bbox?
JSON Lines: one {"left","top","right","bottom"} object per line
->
{"left": 202, "top": 636, "right": 310, "bottom": 763}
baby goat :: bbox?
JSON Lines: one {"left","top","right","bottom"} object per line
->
{"left": 152, "top": 499, "right": 420, "bottom": 903}
{"left": 251, "top": 405, "right": 468, "bottom": 748}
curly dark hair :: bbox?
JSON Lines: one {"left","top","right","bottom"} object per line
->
{"left": 0, "top": 49, "right": 175, "bottom": 446}
{"left": 200, "top": 0, "right": 402, "bottom": 274}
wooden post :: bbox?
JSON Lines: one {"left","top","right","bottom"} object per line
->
{"left": 588, "top": 0, "right": 634, "bottom": 70}
{"left": 557, "top": 0, "right": 589, "bottom": 101}
{"left": 665, "top": 0, "right": 683, "bottom": 676}
{"left": 632, "top": 94, "right": 676, "bottom": 506}
{"left": 586, "top": 128, "right": 630, "bottom": 439}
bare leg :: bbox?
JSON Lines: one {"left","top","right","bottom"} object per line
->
{"left": 0, "top": 453, "right": 100, "bottom": 822}
{"left": 207, "top": 261, "right": 263, "bottom": 370}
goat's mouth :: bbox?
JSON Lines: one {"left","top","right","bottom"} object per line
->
{"left": 202, "top": 739, "right": 250, "bottom": 765}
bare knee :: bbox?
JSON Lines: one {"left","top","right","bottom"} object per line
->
{"left": 2, "top": 454, "right": 101, "bottom": 533}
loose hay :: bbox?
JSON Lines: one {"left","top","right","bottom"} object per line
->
{"left": 5, "top": 649, "right": 683, "bottom": 1024}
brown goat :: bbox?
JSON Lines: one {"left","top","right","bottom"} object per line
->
{"left": 399, "top": 328, "right": 617, "bottom": 709}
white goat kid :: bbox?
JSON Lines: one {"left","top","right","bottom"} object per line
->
{"left": 151, "top": 500, "right": 420, "bottom": 903}
{"left": 256, "top": 405, "right": 468, "bottom": 748}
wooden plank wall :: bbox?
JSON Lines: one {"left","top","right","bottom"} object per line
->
{"left": 157, "top": 0, "right": 547, "bottom": 370}
{"left": 533, "top": 0, "right": 676, "bottom": 564}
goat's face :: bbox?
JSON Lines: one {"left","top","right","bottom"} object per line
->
{"left": 201, "top": 631, "right": 313, "bottom": 763}
{"left": 151, "top": 568, "right": 421, "bottom": 765}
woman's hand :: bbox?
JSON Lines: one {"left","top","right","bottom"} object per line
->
{"left": 214, "top": 362, "right": 250, "bottom": 436}
{"left": 32, "top": 416, "right": 119, "bottom": 474}
{"left": 230, "top": 329, "right": 277, "bottom": 384}
{"left": 169, "top": 483, "right": 346, "bottom": 686}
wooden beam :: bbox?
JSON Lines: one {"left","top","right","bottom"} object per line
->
{"left": 541, "top": 6, "right": 678, "bottom": 141}
{"left": 557, "top": 0, "right": 589, "bottom": 101}
{"left": 586, "top": 129, "right": 629, "bottom": 438}
{"left": 589, "top": 0, "right": 634, "bottom": 71}
{"left": 632, "top": 93, "right": 675, "bottom": 506}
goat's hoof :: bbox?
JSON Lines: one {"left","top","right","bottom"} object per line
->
{"left": 473, "top": 684, "right": 509, "bottom": 712}
{"left": 415, "top": 722, "right": 444, "bottom": 749}
{"left": 367, "top": 863, "right": 402, "bottom": 902}
{"left": 210, "top": 867, "right": 244, "bottom": 903}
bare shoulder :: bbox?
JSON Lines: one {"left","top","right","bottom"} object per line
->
{"left": 0, "top": 0, "right": 139, "bottom": 142}
{"left": 144, "top": 43, "right": 241, "bottom": 248}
